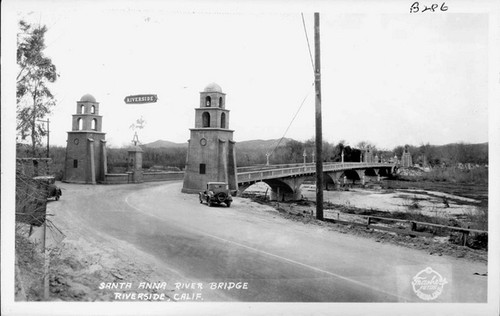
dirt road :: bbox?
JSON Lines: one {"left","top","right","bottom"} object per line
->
{"left": 45, "top": 180, "right": 487, "bottom": 302}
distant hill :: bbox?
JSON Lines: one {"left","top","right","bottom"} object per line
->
{"left": 144, "top": 138, "right": 293, "bottom": 152}
{"left": 237, "top": 138, "right": 293, "bottom": 152}
{"left": 143, "top": 140, "right": 187, "bottom": 148}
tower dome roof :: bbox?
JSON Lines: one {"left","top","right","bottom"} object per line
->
{"left": 203, "top": 83, "right": 222, "bottom": 93}
{"left": 80, "top": 94, "right": 96, "bottom": 102}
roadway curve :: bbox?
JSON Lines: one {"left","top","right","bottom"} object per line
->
{"left": 53, "top": 180, "right": 487, "bottom": 302}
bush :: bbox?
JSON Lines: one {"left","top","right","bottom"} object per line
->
{"left": 468, "top": 233, "right": 488, "bottom": 250}
{"left": 419, "top": 167, "right": 488, "bottom": 184}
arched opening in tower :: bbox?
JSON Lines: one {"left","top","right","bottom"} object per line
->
{"left": 91, "top": 118, "right": 97, "bottom": 130}
{"left": 221, "top": 113, "right": 226, "bottom": 128}
{"left": 202, "top": 112, "right": 210, "bottom": 127}
{"left": 219, "top": 97, "right": 223, "bottom": 108}
{"left": 91, "top": 105, "right": 95, "bottom": 114}
{"left": 77, "top": 118, "right": 82, "bottom": 130}
{"left": 205, "top": 96, "right": 211, "bottom": 107}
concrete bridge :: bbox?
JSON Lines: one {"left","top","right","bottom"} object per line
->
{"left": 236, "top": 162, "right": 396, "bottom": 201}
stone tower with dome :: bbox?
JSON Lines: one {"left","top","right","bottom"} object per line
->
{"left": 63, "top": 94, "right": 107, "bottom": 184}
{"left": 182, "top": 83, "right": 238, "bottom": 194}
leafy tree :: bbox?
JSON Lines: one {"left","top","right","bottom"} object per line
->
{"left": 356, "top": 141, "right": 372, "bottom": 151}
{"left": 343, "top": 145, "right": 361, "bottom": 162}
{"left": 393, "top": 145, "right": 405, "bottom": 159}
{"left": 273, "top": 139, "right": 304, "bottom": 163}
{"left": 17, "top": 20, "right": 58, "bottom": 155}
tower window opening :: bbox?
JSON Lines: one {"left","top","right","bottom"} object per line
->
{"left": 202, "top": 112, "right": 210, "bottom": 127}
{"left": 91, "top": 105, "right": 95, "bottom": 114}
{"left": 77, "top": 118, "right": 82, "bottom": 130}
{"left": 221, "top": 113, "right": 226, "bottom": 129}
{"left": 80, "top": 104, "right": 85, "bottom": 114}
{"left": 199, "top": 163, "right": 206, "bottom": 174}
{"left": 73, "top": 159, "right": 78, "bottom": 168}
{"left": 219, "top": 97, "right": 223, "bottom": 108}
{"left": 91, "top": 118, "right": 97, "bottom": 130}
{"left": 205, "top": 96, "right": 211, "bottom": 107}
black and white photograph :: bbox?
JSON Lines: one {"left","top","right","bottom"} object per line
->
{"left": 2, "top": 0, "right": 499, "bottom": 315}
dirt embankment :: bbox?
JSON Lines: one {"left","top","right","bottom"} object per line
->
{"left": 16, "top": 205, "right": 184, "bottom": 302}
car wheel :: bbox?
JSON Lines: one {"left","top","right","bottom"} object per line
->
{"left": 226, "top": 201, "right": 231, "bottom": 207}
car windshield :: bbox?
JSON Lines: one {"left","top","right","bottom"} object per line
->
{"left": 209, "top": 184, "right": 228, "bottom": 190}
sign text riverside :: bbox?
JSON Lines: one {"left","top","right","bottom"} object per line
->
{"left": 124, "top": 94, "right": 158, "bottom": 104}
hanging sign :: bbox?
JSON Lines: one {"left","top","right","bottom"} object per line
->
{"left": 124, "top": 94, "right": 158, "bottom": 104}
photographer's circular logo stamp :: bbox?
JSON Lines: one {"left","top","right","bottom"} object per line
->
{"left": 411, "top": 267, "right": 448, "bottom": 301}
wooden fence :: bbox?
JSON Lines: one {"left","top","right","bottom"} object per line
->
{"left": 321, "top": 213, "right": 487, "bottom": 246}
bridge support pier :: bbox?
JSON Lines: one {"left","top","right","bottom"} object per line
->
{"left": 373, "top": 168, "right": 381, "bottom": 182}
{"left": 269, "top": 187, "right": 302, "bottom": 201}
{"left": 325, "top": 171, "right": 343, "bottom": 190}
{"left": 355, "top": 170, "right": 366, "bottom": 185}
{"left": 267, "top": 177, "right": 304, "bottom": 202}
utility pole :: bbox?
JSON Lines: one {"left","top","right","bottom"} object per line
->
{"left": 36, "top": 118, "right": 50, "bottom": 299}
{"left": 47, "top": 119, "right": 50, "bottom": 158}
{"left": 37, "top": 118, "right": 50, "bottom": 158}
{"left": 314, "top": 12, "right": 324, "bottom": 220}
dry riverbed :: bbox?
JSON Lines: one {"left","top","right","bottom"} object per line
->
{"left": 243, "top": 181, "right": 488, "bottom": 263}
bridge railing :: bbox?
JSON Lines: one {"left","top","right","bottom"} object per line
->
{"left": 237, "top": 163, "right": 315, "bottom": 173}
{"left": 237, "top": 162, "right": 394, "bottom": 183}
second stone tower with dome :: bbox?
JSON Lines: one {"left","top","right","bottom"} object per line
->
{"left": 63, "top": 94, "right": 107, "bottom": 184}
{"left": 182, "top": 83, "right": 238, "bottom": 194}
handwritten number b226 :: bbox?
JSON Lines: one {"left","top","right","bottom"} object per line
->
{"left": 410, "top": 2, "right": 448, "bottom": 13}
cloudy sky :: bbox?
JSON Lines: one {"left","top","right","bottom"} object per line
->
{"left": 3, "top": 0, "right": 495, "bottom": 150}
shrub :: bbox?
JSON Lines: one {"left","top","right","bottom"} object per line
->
{"left": 419, "top": 167, "right": 488, "bottom": 184}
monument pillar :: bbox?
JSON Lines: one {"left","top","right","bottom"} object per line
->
{"left": 182, "top": 83, "right": 238, "bottom": 194}
{"left": 128, "top": 145, "right": 144, "bottom": 183}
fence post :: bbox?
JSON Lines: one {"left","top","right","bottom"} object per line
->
{"left": 462, "top": 231, "right": 469, "bottom": 247}
{"left": 409, "top": 221, "right": 416, "bottom": 231}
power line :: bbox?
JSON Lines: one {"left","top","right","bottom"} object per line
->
{"left": 267, "top": 82, "right": 315, "bottom": 157}
{"left": 265, "top": 14, "right": 319, "bottom": 159}
{"left": 265, "top": 14, "right": 318, "bottom": 159}
{"left": 301, "top": 13, "right": 315, "bottom": 75}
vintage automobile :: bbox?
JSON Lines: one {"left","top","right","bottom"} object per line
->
{"left": 33, "top": 176, "right": 62, "bottom": 201}
{"left": 199, "top": 182, "right": 233, "bottom": 207}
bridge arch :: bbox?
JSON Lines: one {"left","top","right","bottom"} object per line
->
{"left": 343, "top": 169, "right": 361, "bottom": 182}
{"left": 378, "top": 167, "right": 393, "bottom": 176}
{"left": 364, "top": 168, "right": 379, "bottom": 177}
{"left": 238, "top": 178, "right": 303, "bottom": 201}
